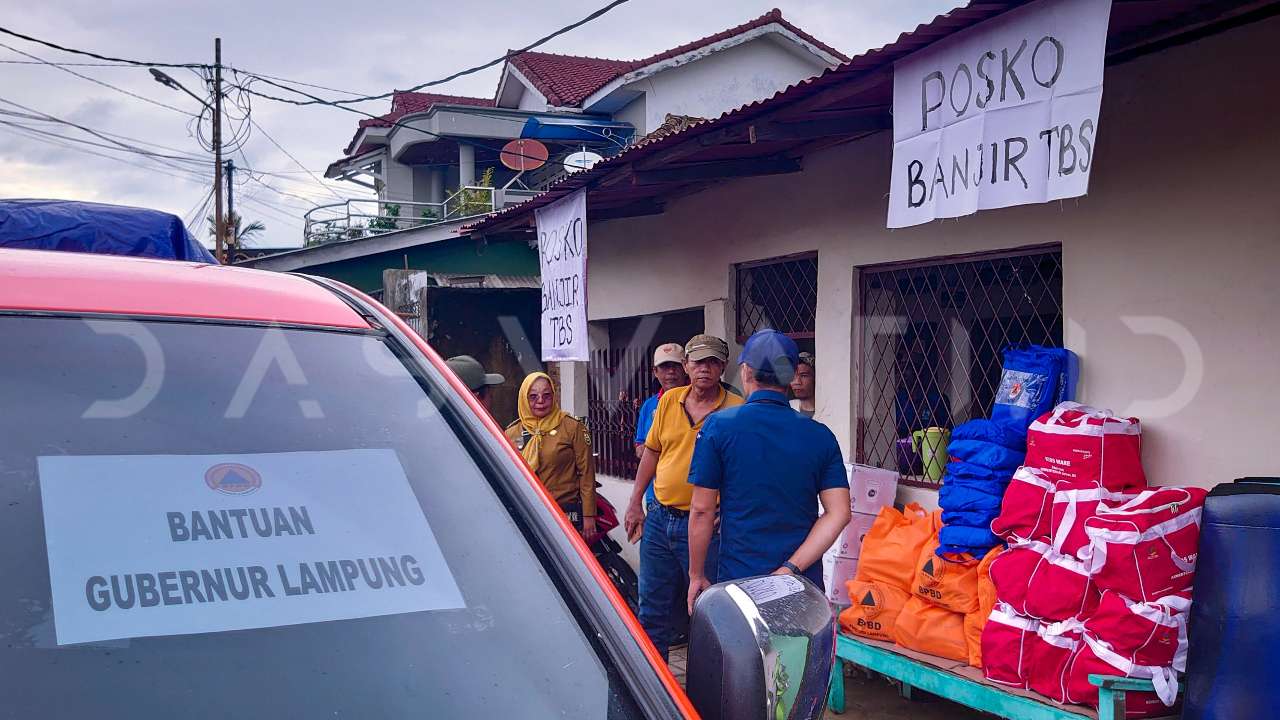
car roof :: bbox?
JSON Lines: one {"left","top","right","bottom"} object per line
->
{"left": 0, "top": 248, "right": 370, "bottom": 329}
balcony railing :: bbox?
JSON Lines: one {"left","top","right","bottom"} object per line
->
{"left": 303, "top": 186, "right": 502, "bottom": 247}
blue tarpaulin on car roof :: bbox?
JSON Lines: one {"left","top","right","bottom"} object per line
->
{"left": 0, "top": 199, "right": 218, "bottom": 264}
{"left": 520, "top": 116, "right": 634, "bottom": 143}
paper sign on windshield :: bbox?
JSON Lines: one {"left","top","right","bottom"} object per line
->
{"left": 39, "top": 449, "right": 465, "bottom": 646}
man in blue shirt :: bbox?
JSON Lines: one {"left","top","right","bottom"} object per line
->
{"left": 632, "top": 343, "right": 690, "bottom": 644}
{"left": 686, "top": 329, "right": 851, "bottom": 609}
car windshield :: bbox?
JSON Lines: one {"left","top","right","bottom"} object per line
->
{"left": 0, "top": 315, "right": 645, "bottom": 719}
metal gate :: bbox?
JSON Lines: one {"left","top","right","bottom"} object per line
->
{"left": 587, "top": 347, "right": 647, "bottom": 480}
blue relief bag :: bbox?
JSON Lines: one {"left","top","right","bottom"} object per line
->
{"left": 990, "top": 345, "right": 1078, "bottom": 438}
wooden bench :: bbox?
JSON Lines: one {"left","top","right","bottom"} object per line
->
{"left": 828, "top": 633, "right": 1174, "bottom": 720}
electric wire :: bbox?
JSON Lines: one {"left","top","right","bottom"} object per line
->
{"left": 0, "top": 96, "right": 212, "bottom": 164}
{"left": 0, "top": 107, "right": 210, "bottom": 160}
{"left": 0, "top": 41, "right": 196, "bottom": 117}
{"left": 231, "top": 0, "right": 631, "bottom": 107}
{"left": 242, "top": 107, "right": 344, "bottom": 200}
{"left": 0, "top": 25, "right": 203, "bottom": 68}
{"left": 0, "top": 119, "right": 209, "bottom": 168}
{"left": 0, "top": 122, "right": 211, "bottom": 185}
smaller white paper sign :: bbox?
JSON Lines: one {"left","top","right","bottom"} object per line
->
{"left": 738, "top": 575, "right": 806, "bottom": 606}
{"left": 536, "top": 189, "right": 589, "bottom": 362}
{"left": 39, "top": 449, "right": 465, "bottom": 646}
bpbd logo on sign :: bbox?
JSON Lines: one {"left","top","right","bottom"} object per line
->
{"left": 205, "top": 463, "right": 262, "bottom": 495}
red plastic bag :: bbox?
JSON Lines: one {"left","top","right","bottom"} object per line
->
{"left": 1050, "top": 480, "right": 1140, "bottom": 559}
{"left": 1064, "top": 633, "right": 1178, "bottom": 717}
{"left": 981, "top": 603, "right": 1039, "bottom": 688}
{"left": 1025, "top": 402, "right": 1146, "bottom": 490}
{"left": 1025, "top": 544, "right": 1098, "bottom": 622}
{"left": 991, "top": 466, "right": 1055, "bottom": 543}
{"left": 1084, "top": 487, "right": 1208, "bottom": 602}
{"left": 1084, "top": 590, "right": 1190, "bottom": 671}
{"left": 989, "top": 539, "right": 1051, "bottom": 616}
{"left": 991, "top": 539, "right": 1096, "bottom": 622}
{"left": 1025, "top": 619, "right": 1083, "bottom": 703}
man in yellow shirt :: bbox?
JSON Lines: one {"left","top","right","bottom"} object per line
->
{"left": 623, "top": 334, "right": 742, "bottom": 659}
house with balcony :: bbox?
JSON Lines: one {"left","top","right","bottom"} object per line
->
{"left": 303, "top": 8, "right": 846, "bottom": 247}
{"left": 242, "top": 8, "right": 845, "bottom": 423}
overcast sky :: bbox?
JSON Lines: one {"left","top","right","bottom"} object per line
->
{"left": 0, "top": 0, "right": 961, "bottom": 249}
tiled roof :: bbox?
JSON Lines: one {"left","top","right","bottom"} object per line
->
{"left": 508, "top": 8, "right": 848, "bottom": 107}
{"left": 339, "top": 9, "right": 843, "bottom": 156}
{"left": 343, "top": 91, "right": 494, "bottom": 154}
{"left": 507, "top": 52, "right": 634, "bottom": 108}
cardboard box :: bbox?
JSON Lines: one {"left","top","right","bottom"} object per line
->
{"left": 848, "top": 463, "right": 900, "bottom": 515}
{"left": 822, "top": 551, "right": 859, "bottom": 605}
{"left": 830, "top": 511, "right": 879, "bottom": 558}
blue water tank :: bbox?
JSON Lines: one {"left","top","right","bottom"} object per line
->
{"left": 1183, "top": 478, "right": 1280, "bottom": 719}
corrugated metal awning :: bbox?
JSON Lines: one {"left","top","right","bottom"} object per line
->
{"left": 426, "top": 272, "right": 541, "bottom": 289}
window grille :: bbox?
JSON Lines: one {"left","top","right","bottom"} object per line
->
{"left": 735, "top": 254, "right": 818, "bottom": 342}
{"left": 857, "top": 247, "right": 1063, "bottom": 488}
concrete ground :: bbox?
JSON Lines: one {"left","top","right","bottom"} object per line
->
{"left": 668, "top": 647, "right": 990, "bottom": 719}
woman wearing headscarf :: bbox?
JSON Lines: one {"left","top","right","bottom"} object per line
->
{"left": 506, "top": 372, "right": 597, "bottom": 538}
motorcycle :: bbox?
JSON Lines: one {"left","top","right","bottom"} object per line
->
{"left": 579, "top": 495, "right": 639, "bottom": 615}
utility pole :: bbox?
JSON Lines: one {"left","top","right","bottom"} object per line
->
{"left": 225, "top": 159, "right": 235, "bottom": 257}
{"left": 212, "top": 37, "right": 225, "bottom": 264}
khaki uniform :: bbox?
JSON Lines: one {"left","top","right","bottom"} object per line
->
{"left": 505, "top": 414, "right": 597, "bottom": 517}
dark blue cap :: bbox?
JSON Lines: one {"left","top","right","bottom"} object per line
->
{"left": 737, "top": 329, "right": 800, "bottom": 383}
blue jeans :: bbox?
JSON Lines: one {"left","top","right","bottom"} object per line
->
{"left": 638, "top": 502, "right": 718, "bottom": 660}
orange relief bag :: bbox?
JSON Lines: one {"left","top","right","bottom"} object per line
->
{"left": 964, "top": 546, "right": 1003, "bottom": 668}
{"left": 839, "top": 580, "right": 911, "bottom": 643}
{"left": 892, "top": 596, "right": 969, "bottom": 662}
{"left": 854, "top": 503, "right": 935, "bottom": 592}
{"left": 911, "top": 530, "right": 980, "bottom": 614}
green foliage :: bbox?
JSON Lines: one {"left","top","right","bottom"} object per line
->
{"left": 368, "top": 203, "right": 401, "bottom": 231}
{"left": 206, "top": 211, "right": 266, "bottom": 245}
{"left": 446, "top": 166, "right": 495, "bottom": 218}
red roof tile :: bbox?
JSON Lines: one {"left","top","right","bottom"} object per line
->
{"left": 509, "top": 8, "right": 848, "bottom": 107}
{"left": 338, "top": 10, "right": 843, "bottom": 156}
{"left": 343, "top": 91, "right": 493, "bottom": 154}
{"left": 507, "top": 52, "right": 634, "bottom": 108}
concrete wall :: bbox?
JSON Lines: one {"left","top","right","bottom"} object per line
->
{"left": 584, "top": 16, "right": 1280, "bottom": 494}
{"left": 517, "top": 87, "right": 547, "bottom": 112}
{"left": 620, "top": 35, "right": 827, "bottom": 131}
{"left": 614, "top": 94, "right": 648, "bottom": 136}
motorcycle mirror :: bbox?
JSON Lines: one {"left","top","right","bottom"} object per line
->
{"left": 685, "top": 574, "right": 836, "bottom": 720}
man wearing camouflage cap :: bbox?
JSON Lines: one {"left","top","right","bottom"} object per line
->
{"left": 445, "top": 355, "right": 504, "bottom": 412}
{"left": 624, "top": 333, "right": 742, "bottom": 659}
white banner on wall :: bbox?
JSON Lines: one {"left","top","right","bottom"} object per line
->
{"left": 39, "top": 450, "right": 465, "bottom": 646}
{"left": 888, "top": 0, "right": 1112, "bottom": 228}
{"left": 536, "top": 189, "right": 589, "bottom": 362}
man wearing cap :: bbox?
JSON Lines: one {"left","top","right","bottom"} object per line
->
{"left": 624, "top": 334, "right": 742, "bottom": 659}
{"left": 445, "top": 355, "right": 505, "bottom": 412}
{"left": 635, "top": 343, "right": 689, "bottom": 462}
{"left": 633, "top": 343, "right": 690, "bottom": 641}
{"left": 685, "top": 330, "right": 851, "bottom": 611}
{"left": 790, "top": 352, "right": 817, "bottom": 418}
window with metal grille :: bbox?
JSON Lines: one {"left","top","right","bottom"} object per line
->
{"left": 735, "top": 253, "right": 818, "bottom": 342}
{"left": 857, "top": 247, "right": 1063, "bottom": 489}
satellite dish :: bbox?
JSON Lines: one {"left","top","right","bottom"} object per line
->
{"left": 563, "top": 150, "right": 604, "bottom": 173}
{"left": 500, "top": 139, "right": 549, "bottom": 172}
